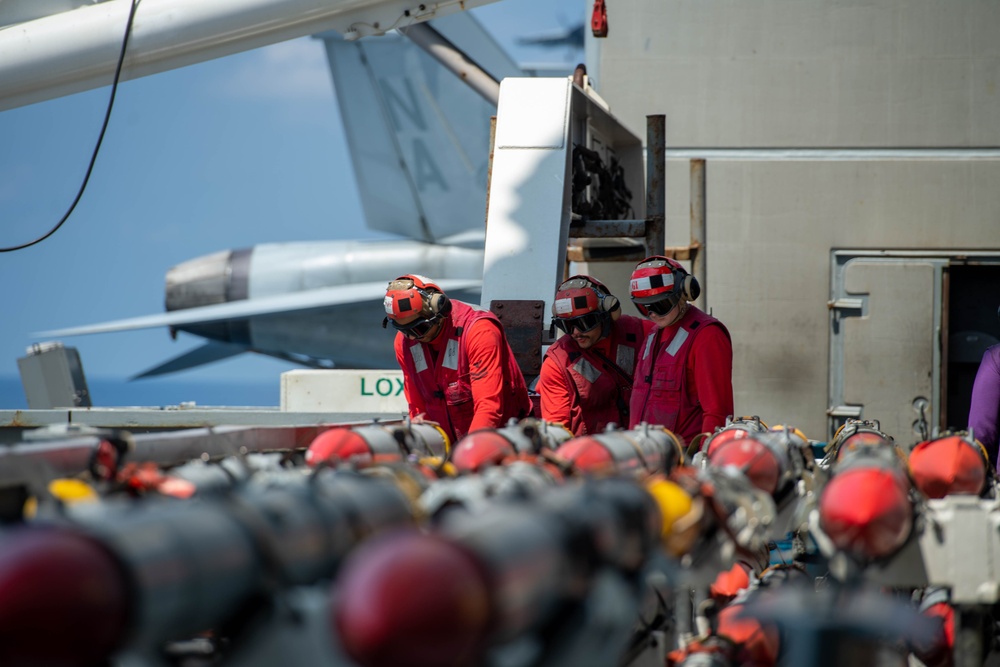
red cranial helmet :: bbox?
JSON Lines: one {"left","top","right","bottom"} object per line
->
{"left": 383, "top": 274, "right": 449, "bottom": 323}
{"left": 551, "top": 275, "right": 619, "bottom": 336}
{"left": 382, "top": 274, "right": 452, "bottom": 339}
{"left": 629, "top": 256, "right": 700, "bottom": 316}
{"left": 552, "top": 275, "right": 618, "bottom": 318}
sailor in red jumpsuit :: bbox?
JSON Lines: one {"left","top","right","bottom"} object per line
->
{"left": 383, "top": 274, "right": 531, "bottom": 444}
{"left": 628, "top": 257, "right": 734, "bottom": 446}
{"left": 538, "top": 275, "right": 653, "bottom": 435}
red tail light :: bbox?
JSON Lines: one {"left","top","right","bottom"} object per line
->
{"left": 819, "top": 467, "right": 913, "bottom": 560}
{"left": 452, "top": 431, "right": 515, "bottom": 473}
{"left": 0, "top": 528, "right": 130, "bottom": 667}
{"left": 333, "top": 530, "right": 491, "bottom": 667}
{"left": 591, "top": 0, "right": 609, "bottom": 38}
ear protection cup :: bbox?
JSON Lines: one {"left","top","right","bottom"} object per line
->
{"left": 426, "top": 291, "right": 451, "bottom": 316}
{"left": 600, "top": 293, "right": 620, "bottom": 313}
{"left": 593, "top": 290, "right": 619, "bottom": 335}
{"left": 681, "top": 274, "right": 700, "bottom": 302}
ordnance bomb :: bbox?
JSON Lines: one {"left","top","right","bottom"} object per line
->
{"left": 306, "top": 421, "right": 449, "bottom": 467}
{"left": 555, "top": 422, "right": 685, "bottom": 477}
{"left": 450, "top": 418, "right": 572, "bottom": 473}
{"left": 908, "top": 430, "right": 991, "bottom": 499}
{"left": 333, "top": 478, "right": 664, "bottom": 667}
{"left": 816, "top": 443, "right": 914, "bottom": 563}
{"left": 0, "top": 470, "right": 415, "bottom": 667}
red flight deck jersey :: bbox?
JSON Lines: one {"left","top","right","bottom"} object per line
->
{"left": 629, "top": 306, "right": 733, "bottom": 444}
{"left": 539, "top": 314, "right": 652, "bottom": 436}
{"left": 395, "top": 300, "right": 531, "bottom": 443}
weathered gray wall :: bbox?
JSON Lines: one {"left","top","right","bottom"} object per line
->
{"left": 593, "top": 0, "right": 1000, "bottom": 147}
{"left": 593, "top": 0, "right": 1000, "bottom": 440}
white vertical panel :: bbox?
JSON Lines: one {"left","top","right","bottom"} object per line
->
{"left": 481, "top": 78, "right": 573, "bottom": 309}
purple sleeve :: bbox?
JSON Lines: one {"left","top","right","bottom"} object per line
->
{"left": 968, "top": 344, "right": 1000, "bottom": 468}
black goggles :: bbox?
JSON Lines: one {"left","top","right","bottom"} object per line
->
{"left": 553, "top": 312, "right": 603, "bottom": 334}
{"left": 391, "top": 315, "right": 441, "bottom": 338}
{"left": 634, "top": 294, "right": 680, "bottom": 317}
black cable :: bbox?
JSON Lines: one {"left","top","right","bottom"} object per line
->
{"left": 0, "top": 0, "right": 141, "bottom": 253}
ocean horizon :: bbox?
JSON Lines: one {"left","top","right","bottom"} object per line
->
{"left": 0, "top": 374, "right": 281, "bottom": 410}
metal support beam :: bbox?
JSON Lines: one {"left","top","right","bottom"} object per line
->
{"left": 690, "top": 159, "right": 706, "bottom": 309}
{"left": 644, "top": 115, "right": 666, "bottom": 256}
{"left": 399, "top": 22, "right": 500, "bottom": 106}
{"left": 566, "top": 242, "right": 696, "bottom": 264}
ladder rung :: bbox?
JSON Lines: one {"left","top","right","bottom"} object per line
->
{"left": 566, "top": 245, "right": 648, "bottom": 262}
{"left": 569, "top": 219, "right": 647, "bottom": 238}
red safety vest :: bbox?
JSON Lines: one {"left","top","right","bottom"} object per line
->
{"left": 398, "top": 301, "right": 530, "bottom": 442}
{"left": 629, "top": 307, "right": 730, "bottom": 443}
{"left": 543, "top": 315, "right": 648, "bottom": 436}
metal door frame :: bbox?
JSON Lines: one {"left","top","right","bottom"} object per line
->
{"left": 828, "top": 249, "right": 1000, "bottom": 442}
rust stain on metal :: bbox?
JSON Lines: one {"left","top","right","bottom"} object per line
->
{"left": 490, "top": 300, "right": 544, "bottom": 377}
{"left": 660, "top": 244, "right": 699, "bottom": 261}
{"left": 5, "top": 410, "right": 27, "bottom": 428}
{"left": 645, "top": 115, "right": 666, "bottom": 256}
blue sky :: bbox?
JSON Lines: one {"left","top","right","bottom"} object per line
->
{"left": 0, "top": 0, "right": 584, "bottom": 407}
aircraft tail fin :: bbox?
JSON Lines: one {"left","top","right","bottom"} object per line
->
{"left": 316, "top": 13, "right": 522, "bottom": 243}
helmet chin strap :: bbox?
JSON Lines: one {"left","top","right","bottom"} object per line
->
{"left": 599, "top": 311, "right": 613, "bottom": 338}
{"left": 418, "top": 317, "right": 446, "bottom": 342}
{"left": 662, "top": 300, "right": 689, "bottom": 326}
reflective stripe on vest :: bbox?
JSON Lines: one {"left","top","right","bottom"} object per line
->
{"left": 410, "top": 343, "right": 428, "bottom": 373}
{"left": 443, "top": 338, "right": 460, "bottom": 370}
{"left": 572, "top": 357, "right": 602, "bottom": 384}
{"left": 616, "top": 345, "right": 635, "bottom": 374}
{"left": 665, "top": 328, "right": 689, "bottom": 357}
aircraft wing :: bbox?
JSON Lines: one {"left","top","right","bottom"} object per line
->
{"left": 131, "top": 342, "right": 251, "bottom": 379}
{"left": 36, "top": 279, "right": 483, "bottom": 338}
{"left": 131, "top": 341, "right": 369, "bottom": 379}
{"left": 0, "top": 0, "right": 504, "bottom": 112}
